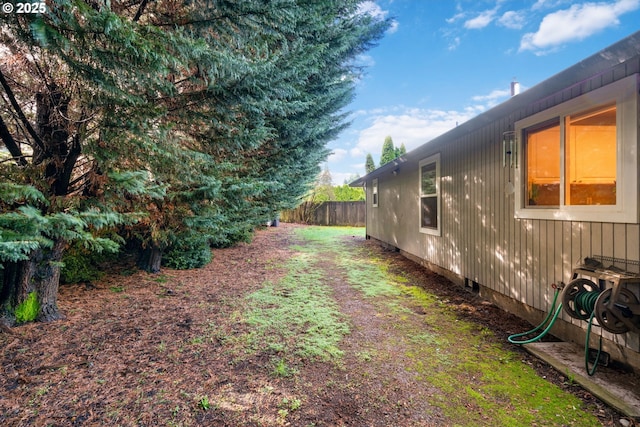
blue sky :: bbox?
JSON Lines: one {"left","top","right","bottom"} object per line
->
{"left": 327, "top": 0, "right": 640, "bottom": 184}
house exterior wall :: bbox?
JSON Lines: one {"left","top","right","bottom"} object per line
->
{"left": 362, "top": 43, "right": 640, "bottom": 369}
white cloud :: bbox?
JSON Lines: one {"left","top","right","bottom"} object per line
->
{"left": 348, "top": 107, "right": 479, "bottom": 160}
{"left": 347, "top": 87, "right": 513, "bottom": 163}
{"left": 332, "top": 171, "right": 359, "bottom": 185}
{"left": 531, "top": 0, "right": 551, "bottom": 10}
{"left": 358, "top": 1, "right": 387, "bottom": 19}
{"left": 520, "top": 0, "right": 640, "bottom": 53}
{"left": 446, "top": 11, "right": 466, "bottom": 24}
{"left": 356, "top": 54, "right": 376, "bottom": 68}
{"left": 531, "top": 0, "right": 567, "bottom": 11}
{"left": 328, "top": 148, "right": 348, "bottom": 162}
{"left": 387, "top": 20, "right": 400, "bottom": 34}
{"left": 448, "top": 36, "right": 461, "bottom": 51}
{"left": 498, "top": 10, "right": 526, "bottom": 29}
{"left": 464, "top": 9, "right": 497, "bottom": 29}
{"left": 472, "top": 88, "right": 511, "bottom": 107}
{"left": 358, "top": 1, "right": 398, "bottom": 34}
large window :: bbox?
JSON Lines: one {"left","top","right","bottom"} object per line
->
{"left": 515, "top": 74, "right": 638, "bottom": 222}
{"left": 419, "top": 154, "right": 440, "bottom": 235}
{"left": 565, "top": 105, "right": 617, "bottom": 206}
{"left": 525, "top": 119, "right": 560, "bottom": 206}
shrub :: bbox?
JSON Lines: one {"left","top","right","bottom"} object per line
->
{"left": 60, "top": 242, "right": 120, "bottom": 284}
{"left": 162, "top": 233, "right": 212, "bottom": 269}
{"left": 209, "top": 225, "right": 254, "bottom": 249}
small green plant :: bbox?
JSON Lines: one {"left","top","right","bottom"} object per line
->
{"left": 15, "top": 292, "right": 39, "bottom": 323}
{"left": 565, "top": 369, "right": 576, "bottom": 386}
{"left": 272, "top": 358, "right": 294, "bottom": 377}
{"left": 279, "top": 397, "right": 302, "bottom": 411}
{"left": 120, "top": 268, "right": 136, "bottom": 276}
{"left": 109, "top": 286, "right": 125, "bottom": 293}
{"left": 189, "top": 336, "right": 205, "bottom": 345}
{"left": 357, "top": 350, "right": 374, "bottom": 362}
{"left": 35, "top": 386, "right": 49, "bottom": 397}
{"left": 153, "top": 274, "right": 169, "bottom": 283}
{"left": 198, "top": 395, "right": 210, "bottom": 411}
{"left": 479, "top": 326, "right": 493, "bottom": 338}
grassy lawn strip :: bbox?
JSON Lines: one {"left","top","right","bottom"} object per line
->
{"left": 305, "top": 226, "right": 601, "bottom": 427}
{"left": 244, "top": 251, "right": 349, "bottom": 362}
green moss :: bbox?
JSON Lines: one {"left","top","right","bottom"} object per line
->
{"left": 242, "top": 226, "right": 601, "bottom": 425}
{"left": 15, "top": 292, "right": 39, "bottom": 323}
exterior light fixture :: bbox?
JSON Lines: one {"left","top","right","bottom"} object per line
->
{"left": 502, "top": 131, "right": 517, "bottom": 168}
{"left": 503, "top": 131, "right": 517, "bottom": 195}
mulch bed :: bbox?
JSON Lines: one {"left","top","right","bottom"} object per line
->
{"left": 0, "top": 223, "right": 636, "bottom": 426}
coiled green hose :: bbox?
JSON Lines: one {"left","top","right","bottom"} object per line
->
{"left": 507, "top": 284, "right": 604, "bottom": 376}
{"left": 507, "top": 287, "right": 563, "bottom": 344}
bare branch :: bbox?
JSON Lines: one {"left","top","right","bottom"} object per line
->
{"left": 0, "top": 114, "right": 27, "bottom": 166}
{"left": 0, "top": 68, "right": 48, "bottom": 156}
{"left": 133, "top": 0, "right": 149, "bottom": 22}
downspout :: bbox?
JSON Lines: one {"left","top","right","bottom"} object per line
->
{"left": 363, "top": 181, "right": 369, "bottom": 239}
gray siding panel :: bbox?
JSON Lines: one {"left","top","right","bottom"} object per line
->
{"left": 362, "top": 41, "right": 640, "bottom": 365}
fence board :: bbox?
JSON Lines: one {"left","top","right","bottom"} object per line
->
{"left": 281, "top": 201, "right": 365, "bottom": 226}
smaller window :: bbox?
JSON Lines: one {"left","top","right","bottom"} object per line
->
{"left": 372, "top": 178, "right": 378, "bottom": 207}
{"left": 419, "top": 154, "right": 441, "bottom": 235}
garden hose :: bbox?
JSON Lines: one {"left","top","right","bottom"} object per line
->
{"left": 585, "top": 310, "right": 603, "bottom": 376}
{"left": 567, "top": 285, "right": 604, "bottom": 376}
{"left": 507, "top": 282, "right": 604, "bottom": 376}
{"left": 507, "top": 285, "right": 563, "bottom": 345}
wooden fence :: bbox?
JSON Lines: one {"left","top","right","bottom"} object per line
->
{"left": 281, "top": 201, "right": 365, "bottom": 226}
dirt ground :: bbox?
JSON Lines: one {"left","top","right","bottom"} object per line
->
{"left": 0, "top": 223, "right": 636, "bottom": 426}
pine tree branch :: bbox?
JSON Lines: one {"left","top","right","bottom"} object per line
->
{"left": 0, "top": 114, "right": 27, "bottom": 166}
{"left": 0, "top": 69, "right": 48, "bottom": 156}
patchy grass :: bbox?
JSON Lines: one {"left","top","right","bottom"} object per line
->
{"left": 2, "top": 224, "right": 612, "bottom": 426}
{"left": 243, "top": 251, "right": 349, "bottom": 361}
{"left": 296, "top": 226, "right": 602, "bottom": 427}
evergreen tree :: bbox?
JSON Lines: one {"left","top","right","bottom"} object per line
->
{"left": 398, "top": 143, "right": 407, "bottom": 156}
{"left": 380, "top": 135, "right": 396, "bottom": 165}
{"left": 365, "top": 153, "right": 376, "bottom": 173}
{"left": 0, "top": 1, "right": 390, "bottom": 324}
{"left": 0, "top": 1, "right": 192, "bottom": 321}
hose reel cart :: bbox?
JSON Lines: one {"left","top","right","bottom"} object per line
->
{"left": 563, "top": 257, "right": 640, "bottom": 335}
{"left": 509, "top": 256, "right": 640, "bottom": 375}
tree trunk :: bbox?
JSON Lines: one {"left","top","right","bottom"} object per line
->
{"left": 34, "top": 239, "right": 66, "bottom": 322}
{"left": 0, "top": 260, "right": 32, "bottom": 326}
{"left": 138, "top": 244, "right": 163, "bottom": 273}
{"left": 0, "top": 240, "right": 66, "bottom": 325}
{"left": 35, "top": 88, "right": 72, "bottom": 196}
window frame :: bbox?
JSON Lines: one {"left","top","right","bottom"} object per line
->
{"left": 371, "top": 178, "right": 378, "bottom": 207}
{"left": 514, "top": 74, "right": 638, "bottom": 223}
{"left": 419, "top": 153, "right": 441, "bottom": 236}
